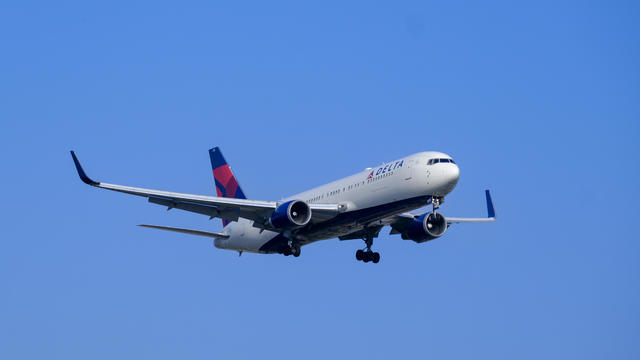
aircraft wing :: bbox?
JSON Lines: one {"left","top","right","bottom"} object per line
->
{"left": 386, "top": 190, "right": 496, "bottom": 234}
{"left": 70, "top": 151, "right": 342, "bottom": 226}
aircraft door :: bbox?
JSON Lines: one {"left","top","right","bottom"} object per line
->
{"left": 404, "top": 159, "right": 415, "bottom": 181}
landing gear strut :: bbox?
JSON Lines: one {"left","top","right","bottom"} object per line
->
{"left": 355, "top": 231, "right": 380, "bottom": 264}
{"left": 432, "top": 196, "right": 443, "bottom": 212}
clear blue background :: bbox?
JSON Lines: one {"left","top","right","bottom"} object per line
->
{"left": 1, "top": 0, "right": 638, "bottom": 358}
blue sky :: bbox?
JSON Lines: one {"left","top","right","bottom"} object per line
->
{"left": 1, "top": 0, "right": 639, "bottom": 358}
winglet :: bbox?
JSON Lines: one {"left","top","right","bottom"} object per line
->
{"left": 70, "top": 151, "right": 100, "bottom": 186}
{"left": 485, "top": 190, "right": 496, "bottom": 218}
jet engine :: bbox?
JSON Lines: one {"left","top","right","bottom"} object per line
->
{"left": 269, "top": 200, "right": 312, "bottom": 229}
{"left": 402, "top": 212, "right": 448, "bottom": 243}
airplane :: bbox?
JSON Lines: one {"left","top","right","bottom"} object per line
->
{"left": 70, "top": 148, "right": 496, "bottom": 263}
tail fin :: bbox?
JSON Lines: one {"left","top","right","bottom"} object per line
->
{"left": 209, "top": 147, "right": 246, "bottom": 226}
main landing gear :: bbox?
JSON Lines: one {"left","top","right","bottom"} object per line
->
{"left": 280, "top": 241, "right": 301, "bottom": 257}
{"left": 355, "top": 232, "right": 380, "bottom": 264}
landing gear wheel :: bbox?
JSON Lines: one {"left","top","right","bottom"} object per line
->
{"left": 292, "top": 245, "right": 301, "bottom": 257}
{"left": 280, "top": 246, "right": 293, "bottom": 256}
{"left": 355, "top": 251, "right": 378, "bottom": 262}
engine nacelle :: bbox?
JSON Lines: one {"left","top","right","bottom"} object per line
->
{"left": 269, "top": 200, "right": 312, "bottom": 229}
{"left": 402, "top": 212, "right": 448, "bottom": 243}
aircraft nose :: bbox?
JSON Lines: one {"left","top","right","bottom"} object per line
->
{"left": 442, "top": 163, "right": 460, "bottom": 194}
{"left": 450, "top": 164, "right": 460, "bottom": 182}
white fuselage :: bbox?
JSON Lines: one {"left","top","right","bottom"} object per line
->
{"left": 214, "top": 151, "right": 460, "bottom": 253}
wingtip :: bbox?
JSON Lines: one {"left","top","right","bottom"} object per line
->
{"left": 70, "top": 150, "right": 99, "bottom": 186}
{"left": 485, "top": 190, "right": 496, "bottom": 218}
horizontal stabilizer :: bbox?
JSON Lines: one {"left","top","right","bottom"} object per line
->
{"left": 138, "top": 224, "right": 230, "bottom": 239}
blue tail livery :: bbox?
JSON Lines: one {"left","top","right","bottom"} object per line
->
{"left": 209, "top": 147, "right": 246, "bottom": 226}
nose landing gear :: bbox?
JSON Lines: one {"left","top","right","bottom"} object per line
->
{"left": 432, "top": 196, "right": 443, "bottom": 212}
{"left": 355, "top": 231, "right": 380, "bottom": 264}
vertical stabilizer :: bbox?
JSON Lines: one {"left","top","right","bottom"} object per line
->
{"left": 209, "top": 147, "right": 247, "bottom": 226}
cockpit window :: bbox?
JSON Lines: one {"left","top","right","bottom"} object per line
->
{"left": 428, "top": 158, "right": 455, "bottom": 165}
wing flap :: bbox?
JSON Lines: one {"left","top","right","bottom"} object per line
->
{"left": 148, "top": 196, "right": 243, "bottom": 222}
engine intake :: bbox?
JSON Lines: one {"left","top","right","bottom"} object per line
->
{"left": 269, "top": 200, "right": 312, "bottom": 229}
{"left": 403, "top": 212, "right": 448, "bottom": 243}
